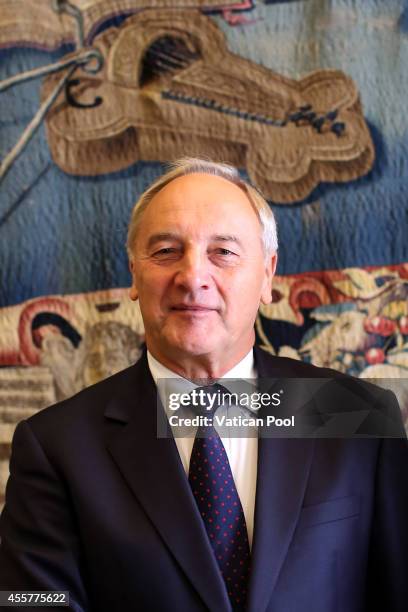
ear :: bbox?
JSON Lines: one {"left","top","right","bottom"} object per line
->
{"left": 129, "top": 259, "right": 138, "bottom": 301}
{"left": 260, "top": 253, "right": 278, "bottom": 305}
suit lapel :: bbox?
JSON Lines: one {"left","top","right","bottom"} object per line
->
{"left": 246, "top": 347, "right": 315, "bottom": 612}
{"left": 105, "top": 352, "right": 231, "bottom": 612}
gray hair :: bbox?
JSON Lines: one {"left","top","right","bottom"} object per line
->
{"left": 126, "top": 158, "right": 278, "bottom": 261}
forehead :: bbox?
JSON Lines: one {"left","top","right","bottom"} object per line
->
{"left": 140, "top": 173, "right": 261, "bottom": 234}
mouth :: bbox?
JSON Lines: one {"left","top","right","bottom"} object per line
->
{"left": 170, "top": 305, "right": 217, "bottom": 313}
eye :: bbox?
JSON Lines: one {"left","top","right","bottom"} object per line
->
{"left": 154, "top": 248, "right": 176, "bottom": 255}
{"left": 151, "top": 247, "right": 181, "bottom": 260}
{"left": 214, "top": 248, "right": 236, "bottom": 256}
{"left": 210, "top": 247, "right": 239, "bottom": 266}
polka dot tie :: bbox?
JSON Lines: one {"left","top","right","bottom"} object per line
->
{"left": 188, "top": 385, "right": 251, "bottom": 611}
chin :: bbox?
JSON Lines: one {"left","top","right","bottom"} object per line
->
{"left": 169, "top": 333, "right": 218, "bottom": 356}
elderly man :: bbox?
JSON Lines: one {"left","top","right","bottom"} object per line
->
{"left": 0, "top": 159, "right": 407, "bottom": 612}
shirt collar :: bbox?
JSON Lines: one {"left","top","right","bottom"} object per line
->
{"left": 147, "top": 348, "right": 257, "bottom": 412}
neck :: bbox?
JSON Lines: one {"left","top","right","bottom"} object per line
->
{"left": 146, "top": 343, "right": 254, "bottom": 382}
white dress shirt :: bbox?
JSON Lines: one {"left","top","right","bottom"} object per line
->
{"left": 147, "top": 349, "right": 258, "bottom": 548}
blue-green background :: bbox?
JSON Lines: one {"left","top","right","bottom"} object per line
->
{"left": 1, "top": 0, "right": 407, "bottom": 307}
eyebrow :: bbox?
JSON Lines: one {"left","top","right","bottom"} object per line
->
{"left": 146, "top": 233, "right": 243, "bottom": 249}
{"left": 212, "top": 234, "right": 243, "bottom": 249}
{"left": 146, "top": 233, "right": 180, "bottom": 249}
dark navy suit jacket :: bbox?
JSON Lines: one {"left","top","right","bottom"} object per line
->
{"left": 0, "top": 347, "right": 407, "bottom": 611}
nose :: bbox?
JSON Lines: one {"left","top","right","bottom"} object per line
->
{"left": 174, "top": 247, "right": 211, "bottom": 293}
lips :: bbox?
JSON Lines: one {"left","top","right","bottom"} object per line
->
{"left": 171, "top": 305, "right": 216, "bottom": 312}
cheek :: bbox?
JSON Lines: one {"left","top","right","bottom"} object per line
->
{"left": 248, "top": 268, "right": 269, "bottom": 295}
{"left": 225, "top": 271, "right": 264, "bottom": 301}
{"left": 137, "top": 271, "right": 165, "bottom": 299}
{"left": 229, "top": 281, "right": 264, "bottom": 321}
{"left": 138, "top": 279, "right": 173, "bottom": 323}
{"left": 221, "top": 284, "right": 256, "bottom": 320}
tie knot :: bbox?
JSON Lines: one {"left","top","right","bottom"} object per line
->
{"left": 190, "top": 383, "right": 229, "bottom": 416}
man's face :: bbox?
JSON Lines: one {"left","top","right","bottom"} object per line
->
{"left": 129, "top": 173, "right": 277, "bottom": 368}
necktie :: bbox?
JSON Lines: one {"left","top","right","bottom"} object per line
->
{"left": 188, "top": 385, "right": 251, "bottom": 611}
